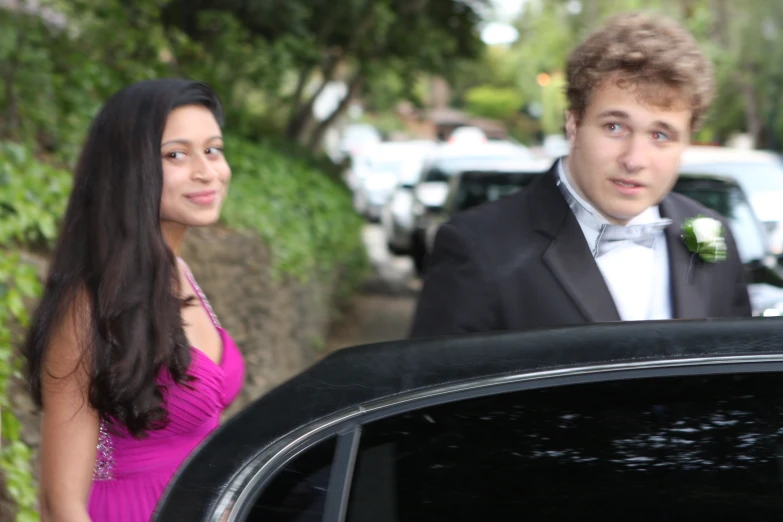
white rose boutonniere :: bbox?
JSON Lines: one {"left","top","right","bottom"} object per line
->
{"left": 681, "top": 215, "right": 727, "bottom": 263}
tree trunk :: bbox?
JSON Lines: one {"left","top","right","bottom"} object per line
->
{"left": 709, "top": 0, "right": 730, "bottom": 47}
{"left": 583, "top": 0, "right": 600, "bottom": 31}
{"left": 286, "top": 53, "right": 343, "bottom": 142}
{"left": 283, "top": 0, "right": 346, "bottom": 139}
{"left": 307, "top": 72, "right": 364, "bottom": 153}
{"left": 2, "top": 24, "right": 26, "bottom": 139}
{"left": 739, "top": 79, "right": 762, "bottom": 148}
{"left": 286, "top": 3, "right": 377, "bottom": 143}
{"left": 680, "top": 0, "right": 697, "bottom": 20}
{"left": 285, "top": 63, "right": 316, "bottom": 138}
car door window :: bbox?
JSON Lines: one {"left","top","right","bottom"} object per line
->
{"left": 245, "top": 437, "right": 336, "bottom": 522}
{"left": 345, "top": 372, "right": 783, "bottom": 521}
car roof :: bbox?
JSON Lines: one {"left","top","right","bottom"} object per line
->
{"left": 454, "top": 158, "right": 553, "bottom": 176}
{"left": 362, "top": 140, "right": 436, "bottom": 159}
{"left": 343, "top": 123, "right": 379, "bottom": 134}
{"left": 431, "top": 141, "right": 533, "bottom": 159}
{"left": 161, "top": 318, "right": 782, "bottom": 519}
{"left": 426, "top": 156, "right": 548, "bottom": 176}
{"left": 680, "top": 146, "right": 781, "bottom": 165}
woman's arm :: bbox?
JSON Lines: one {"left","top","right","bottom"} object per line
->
{"left": 39, "top": 301, "right": 97, "bottom": 522}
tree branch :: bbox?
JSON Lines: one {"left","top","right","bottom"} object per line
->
{"left": 286, "top": 3, "right": 377, "bottom": 141}
{"left": 307, "top": 71, "right": 364, "bottom": 152}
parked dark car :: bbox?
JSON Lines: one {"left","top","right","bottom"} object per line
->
{"left": 422, "top": 170, "right": 783, "bottom": 316}
{"left": 379, "top": 141, "right": 543, "bottom": 270}
{"left": 410, "top": 159, "right": 549, "bottom": 274}
{"left": 422, "top": 168, "right": 544, "bottom": 254}
{"left": 156, "top": 319, "right": 783, "bottom": 521}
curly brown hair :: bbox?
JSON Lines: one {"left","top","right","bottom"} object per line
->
{"left": 566, "top": 12, "right": 715, "bottom": 130}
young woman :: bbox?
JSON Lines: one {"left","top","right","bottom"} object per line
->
{"left": 24, "top": 79, "right": 245, "bottom": 522}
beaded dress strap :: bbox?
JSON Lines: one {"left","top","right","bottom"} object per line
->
{"left": 178, "top": 258, "right": 221, "bottom": 329}
{"left": 92, "top": 419, "right": 115, "bottom": 481}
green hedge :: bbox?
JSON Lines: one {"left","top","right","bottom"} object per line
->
{"left": 220, "top": 135, "right": 368, "bottom": 290}
{"left": 0, "top": 142, "right": 70, "bottom": 522}
{"left": 0, "top": 138, "right": 367, "bottom": 521}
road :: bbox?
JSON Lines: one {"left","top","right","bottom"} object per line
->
{"left": 326, "top": 224, "right": 419, "bottom": 351}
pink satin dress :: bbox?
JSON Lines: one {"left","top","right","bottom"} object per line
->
{"left": 87, "top": 263, "right": 245, "bottom": 521}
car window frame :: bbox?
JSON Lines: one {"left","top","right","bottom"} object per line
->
{"left": 446, "top": 171, "right": 542, "bottom": 215}
{"left": 224, "top": 354, "right": 783, "bottom": 522}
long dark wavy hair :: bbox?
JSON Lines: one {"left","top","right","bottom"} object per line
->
{"left": 24, "top": 79, "right": 225, "bottom": 437}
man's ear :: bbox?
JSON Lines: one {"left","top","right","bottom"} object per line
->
{"left": 565, "top": 110, "right": 579, "bottom": 147}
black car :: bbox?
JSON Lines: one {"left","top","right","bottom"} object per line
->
{"left": 156, "top": 318, "right": 783, "bottom": 521}
{"left": 423, "top": 170, "right": 783, "bottom": 316}
{"left": 423, "top": 168, "right": 544, "bottom": 254}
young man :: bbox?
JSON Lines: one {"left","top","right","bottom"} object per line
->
{"left": 409, "top": 12, "right": 751, "bottom": 338}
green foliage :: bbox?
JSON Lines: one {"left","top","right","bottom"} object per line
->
{"left": 539, "top": 72, "right": 567, "bottom": 135}
{"left": 363, "top": 64, "right": 413, "bottom": 113}
{"left": 220, "top": 136, "right": 369, "bottom": 288}
{"left": 448, "top": 46, "right": 517, "bottom": 108}
{"left": 360, "top": 112, "right": 405, "bottom": 138}
{"left": 162, "top": 0, "right": 486, "bottom": 147}
{"left": 1, "top": 413, "right": 38, "bottom": 522}
{"left": 464, "top": 86, "right": 524, "bottom": 121}
{"left": 0, "top": 142, "right": 70, "bottom": 521}
{"left": 0, "top": 0, "right": 179, "bottom": 164}
{"left": 0, "top": 143, "right": 72, "bottom": 247}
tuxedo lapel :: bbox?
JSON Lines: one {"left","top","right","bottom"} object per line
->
{"left": 659, "top": 196, "right": 710, "bottom": 319}
{"left": 531, "top": 165, "right": 622, "bottom": 323}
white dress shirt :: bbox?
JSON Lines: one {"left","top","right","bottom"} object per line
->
{"left": 557, "top": 160, "right": 672, "bottom": 321}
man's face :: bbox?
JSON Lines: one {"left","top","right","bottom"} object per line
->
{"left": 565, "top": 80, "right": 691, "bottom": 225}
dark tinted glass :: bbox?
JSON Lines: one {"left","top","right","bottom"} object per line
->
{"left": 453, "top": 172, "right": 538, "bottom": 212}
{"left": 424, "top": 167, "right": 449, "bottom": 183}
{"left": 246, "top": 438, "right": 336, "bottom": 522}
{"left": 673, "top": 178, "right": 738, "bottom": 217}
{"left": 346, "top": 372, "right": 783, "bottom": 522}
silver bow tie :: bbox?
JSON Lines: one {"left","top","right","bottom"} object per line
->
{"left": 594, "top": 221, "right": 672, "bottom": 257}
{"left": 557, "top": 179, "right": 672, "bottom": 258}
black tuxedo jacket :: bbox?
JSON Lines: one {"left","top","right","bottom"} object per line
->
{"left": 409, "top": 164, "right": 752, "bottom": 338}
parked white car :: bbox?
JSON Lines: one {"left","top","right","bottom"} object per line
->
{"left": 679, "top": 146, "right": 783, "bottom": 254}
{"left": 382, "top": 141, "right": 537, "bottom": 256}
{"left": 334, "top": 123, "right": 382, "bottom": 166}
{"left": 351, "top": 140, "right": 436, "bottom": 221}
{"left": 448, "top": 126, "right": 488, "bottom": 145}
